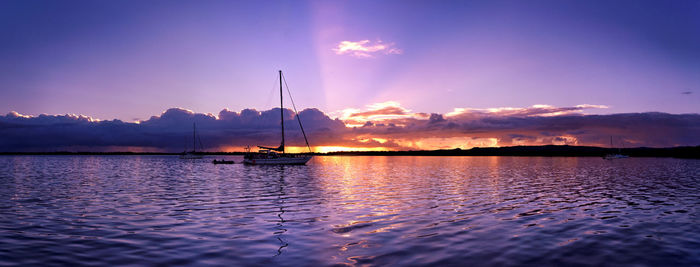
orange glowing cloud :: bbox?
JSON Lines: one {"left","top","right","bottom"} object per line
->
{"left": 326, "top": 101, "right": 617, "bottom": 150}
{"left": 336, "top": 101, "right": 429, "bottom": 127}
{"left": 333, "top": 40, "right": 402, "bottom": 58}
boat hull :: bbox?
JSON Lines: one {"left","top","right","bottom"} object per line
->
{"left": 212, "top": 160, "right": 234, "bottom": 164}
{"left": 243, "top": 156, "right": 312, "bottom": 165}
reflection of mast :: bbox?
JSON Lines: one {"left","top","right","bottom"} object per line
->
{"left": 273, "top": 167, "right": 288, "bottom": 257}
{"left": 279, "top": 70, "right": 285, "bottom": 153}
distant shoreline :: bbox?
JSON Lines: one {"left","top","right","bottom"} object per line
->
{"left": 1, "top": 145, "right": 698, "bottom": 158}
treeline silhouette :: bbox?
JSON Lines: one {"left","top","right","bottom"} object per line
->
{"left": 1, "top": 145, "right": 698, "bottom": 158}
{"left": 324, "top": 145, "right": 700, "bottom": 158}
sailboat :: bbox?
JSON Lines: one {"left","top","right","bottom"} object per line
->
{"left": 604, "top": 136, "right": 629, "bottom": 160}
{"left": 243, "top": 70, "right": 313, "bottom": 165}
{"left": 180, "top": 122, "right": 204, "bottom": 159}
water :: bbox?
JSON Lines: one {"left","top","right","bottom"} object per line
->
{"left": 0, "top": 156, "right": 698, "bottom": 266}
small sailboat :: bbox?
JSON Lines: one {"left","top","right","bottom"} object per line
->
{"left": 604, "top": 136, "right": 629, "bottom": 160}
{"left": 243, "top": 70, "right": 313, "bottom": 165}
{"left": 180, "top": 122, "right": 204, "bottom": 159}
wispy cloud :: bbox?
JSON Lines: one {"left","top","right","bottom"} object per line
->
{"left": 445, "top": 104, "right": 608, "bottom": 118}
{"left": 333, "top": 40, "right": 402, "bottom": 58}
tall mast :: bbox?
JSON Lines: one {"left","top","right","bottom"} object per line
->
{"left": 279, "top": 70, "right": 285, "bottom": 153}
{"left": 193, "top": 122, "right": 196, "bottom": 152}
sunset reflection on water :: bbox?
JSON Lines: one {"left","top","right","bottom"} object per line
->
{"left": 0, "top": 155, "right": 698, "bottom": 266}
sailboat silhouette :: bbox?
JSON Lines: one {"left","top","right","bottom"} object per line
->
{"left": 243, "top": 70, "right": 312, "bottom": 165}
{"left": 180, "top": 122, "right": 204, "bottom": 159}
{"left": 604, "top": 136, "right": 629, "bottom": 160}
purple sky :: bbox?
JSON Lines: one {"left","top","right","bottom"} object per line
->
{"left": 1, "top": 1, "right": 699, "bottom": 151}
{"left": 2, "top": 0, "right": 698, "bottom": 120}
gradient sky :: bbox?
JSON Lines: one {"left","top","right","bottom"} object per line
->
{"left": 2, "top": 0, "right": 699, "bottom": 120}
{"left": 1, "top": 0, "right": 699, "bottom": 151}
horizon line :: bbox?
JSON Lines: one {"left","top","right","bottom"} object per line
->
{"left": 2, "top": 144, "right": 698, "bottom": 155}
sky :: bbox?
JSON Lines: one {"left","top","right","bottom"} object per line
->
{"left": 1, "top": 0, "right": 699, "bottom": 152}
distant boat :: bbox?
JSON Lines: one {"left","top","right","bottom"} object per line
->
{"left": 604, "top": 136, "right": 629, "bottom": 160}
{"left": 212, "top": 159, "right": 234, "bottom": 164}
{"left": 243, "top": 70, "right": 313, "bottom": 165}
{"left": 180, "top": 122, "right": 204, "bottom": 159}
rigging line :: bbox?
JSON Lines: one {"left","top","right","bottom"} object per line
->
{"left": 184, "top": 135, "right": 188, "bottom": 152}
{"left": 281, "top": 72, "right": 312, "bottom": 153}
{"left": 197, "top": 130, "right": 204, "bottom": 152}
{"left": 252, "top": 72, "right": 280, "bottom": 149}
{"left": 266, "top": 71, "right": 279, "bottom": 110}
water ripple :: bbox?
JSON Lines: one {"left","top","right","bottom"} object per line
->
{"left": 0, "top": 156, "right": 698, "bottom": 266}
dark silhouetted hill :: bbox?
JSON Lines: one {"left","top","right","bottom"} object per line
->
{"left": 1, "top": 145, "right": 698, "bottom": 158}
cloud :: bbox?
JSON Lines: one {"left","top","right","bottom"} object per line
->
{"left": 333, "top": 40, "right": 402, "bottom": 58}
{"left": 681, "top": 91, "right": 692, "bottom": 95}
{"left": 445, "top": 104, "right": 608, "bottom": 118}
{"left": 0, "top": 108, "right": 347, "bottom": 152}
{"left": 1, "top": 104, "right": 699, "bottom": 152}
{"left": 334, "top": 102, "right": 698, "bottom": 149}
{"left": 352, "top": 110, "right": 699, "bottom": 148}
{"left": 350, "top": 106, "right": 407, "bottom": 118}
{"left": 336, "top": 101, "right": 429, "bottom": 127}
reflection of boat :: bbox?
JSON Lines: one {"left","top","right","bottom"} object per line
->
{"left": 180, "top": 151, "right": 203, "bottom": 159}
{"left": 604, "top": 154, "right": 629, "bottom": 160}
{"left": 243, "top": 70, "right": 312, "bottom": 165}
{"left": 212, "top": 159, "right": 234, "bottom": 164}
{"left": 604, "top": 136, "right": 629, "bottom": 160}
{"left": 180, "top": 122, "right": 204, "bottom": 159}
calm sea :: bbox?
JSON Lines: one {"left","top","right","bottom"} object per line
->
{"left": 0, "top": 156, "right": 698, "bottom": 266}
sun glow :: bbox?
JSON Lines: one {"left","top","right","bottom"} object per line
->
{"left": 285, "top": 146, "right": 393, "bottom": 153}
{"left": 392, "top": 137, "right": 499, "bottom": 150}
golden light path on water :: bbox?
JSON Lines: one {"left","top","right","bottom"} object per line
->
{"left": 1, "top": 155, "right": 698, "bottom": 265}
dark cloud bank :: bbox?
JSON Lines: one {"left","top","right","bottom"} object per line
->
{"left": 1, "top": 107, "right": 698, "bottom": 152}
